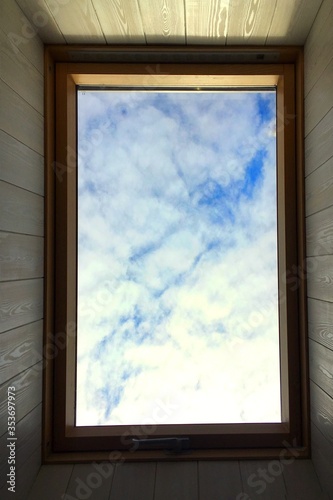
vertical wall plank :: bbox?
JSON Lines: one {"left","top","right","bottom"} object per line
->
{"left": 198, "top": 460, "right": 242, "bottom": 499}
{"left": 239, "top": 460, "right": 286, "bottom": 499}
{"left": 110, "top": 462, "right": 155, "bottom": 500}
{"left": 27, "top": 464, "right": 74, "bottom": 500}
{"left": 283, "top": 459, "right": 325, "bottom": 499}
{"left": 0, "top": 131, "right": 44, "bottom": 195}
{"left": 0, "top": 233, "right": 44, "bottom": 281}
{"left": 0, "top": 279, "right": 43, "bottom": 333}
{"left": 66, "top": 463, "right": 114, "bottom": 500}
{"left": 154, "top": 462, "right": 198, "bottom": 500}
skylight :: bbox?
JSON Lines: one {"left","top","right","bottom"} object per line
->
{"left": 76, "top": 89, "right": 280, "bottom": 426}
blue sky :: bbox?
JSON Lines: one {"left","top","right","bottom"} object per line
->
{"left": 76, "top": 89, "right": 280, "bottom": 426}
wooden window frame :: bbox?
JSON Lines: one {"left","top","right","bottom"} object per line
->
{"left": 44, "top": 46, "right": 308, "bottom": 463}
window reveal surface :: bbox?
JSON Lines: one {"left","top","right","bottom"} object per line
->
{"left": 76, "top": 89, "right": 280, "bottom": 427}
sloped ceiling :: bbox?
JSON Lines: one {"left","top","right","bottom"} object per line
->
{"left": 16, "top": 0, "right": 323, "bottom": 46}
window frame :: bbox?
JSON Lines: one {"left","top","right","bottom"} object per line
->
{"left": 44, "top": 46, "right": 308, "bottom": 462}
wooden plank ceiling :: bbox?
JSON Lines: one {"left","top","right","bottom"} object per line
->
{"left": 16, "top": 0, "right": 323, "bottom": 45}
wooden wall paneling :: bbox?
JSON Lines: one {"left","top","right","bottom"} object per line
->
{"left": 305, "top": 107, "right": 333, "bottom": 177}
{"left": 309, "top": 339, "right": 333, "bottom": 399}
{"left": 185, "top": 0, "right": 229, "bottom": 45}
{"left": 0, "top": 28, "right": 43, "bottom": 115}
{"left": 66, "top": 463, "right": 114, "bottom": 500}
{"left": 15, "top": 0, "right": 65, "bottom": 44}
{"left": 0, "top": 131, "right": 44, "bottom": 196}
{"left": 0, "top": 182, "right": 43, "bottom": 236}
{"left": 304, "top": 0, "right": 333, "bottom": 97}
{"left": 109, "top": 462, "right": 155, "bottom": 500}
{"left": 0, "top": 81, "right": 43, "bottom": 156}
{"left": 305, "top": 157, "right": 333, "bottom": 216}
{"left": 0, "top": 446, "right": 41, "bottom": 500}
{"left": 43, "top": 0, "right": 105, "bottom": 43}
{"left": 282, "top": 459, "right": 326, "bottom": 499}
{"left": 311, "top": 423, "right": 333, "bottom": 499}
{"left": 0, "top": 0, "right": 44, "bottom": 74}
{"left": 239, "top": 460, "right": 286, "bottom": 499}
{"left": 307, "top": 256, "right": 333, "bottom": 302}
{"left": 91, "top": 0, "right": 145, "bottom": 44}
{"left": 0, "top": 361, "right": 42, "bottom": 437}
{"left": 154, "top": 462, "right": 198, "bottom": 500}
{"left": 267, "top": 0, "right": 323, "bottom": 45}
{"left": 306, "top": 206, "right": 333, "bottom": 258}
{"left": 310, "top": 380, "right": 333, "bottom": 446}
{"left": 0, "top": 233, "right": 43, "bottom": 281}
{"left": 26, "top": 464, "right": 74, "bottom": 500}
{"left": 0, "top": 320, "right": 43, "bottom": 385}
{"left": 0, "top": 404, "right": 41, "bottom": 489}
{"left": 308, "top": 298, "right": 333, "bottom": 350}
{"left": 0, "top": 279, "right": 43, "bottom": 333}
{"left": 198, "top": 460, "right": 243, "bottom": 499}
{"left": 305, "top": 56, "right": 333, "bottom": 137}
{"left": 226, "top": 0, "right": 275, "bottom": 45}
{"left": 137, "top": 0, "right": 185, "bottom": 44}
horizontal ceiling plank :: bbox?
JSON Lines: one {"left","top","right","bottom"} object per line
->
{"left": 15, "top": 0, "right": 65, "bottom": 43}
{"left": 92, "top": 0, "right": 145, "bottom": 44}
{"left": 185, "top": 0, "right": 229, "bottom": 45}
{"left": 226, "top": 0, "right": 276, "bottom": 45}
{"left": 267, "top": 0, "right": 322, "bottom": 45}
{"left": 138, "top": 0, "right": 185, "bottom": 44}
{"left": 44, "top": 0, "right": 105, "bottom": 43}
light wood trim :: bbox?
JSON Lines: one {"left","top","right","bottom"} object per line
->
{"left": 43, "top": 47, "right": 55, "bottom": 462}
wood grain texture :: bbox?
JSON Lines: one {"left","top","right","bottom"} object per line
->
{"left": 0, "top": 320, "right": 43, "bottom": 385}
{"left": 15, "top": 0, "right": 65, "bottom": 44}
{"left": 0, "top": 182, "right": 43, "bottom": 236}
{"left": 0, "top": 361, "right": 42, "bottom": 437}
{"left": 198, "top": 460, "right": 242, "bottom": 498}
{"left": 226, "top": 0, "right": 276, "bottom": 45}
{"left": 185, "top": 0, "right": 229, "bottom": 45}
{"left": 27, "top": 464, "right": 74, "bottom": 500}
{"left": 0, "top": 80, "right": 43, "bottom": 156}
{"left": 0, "top": 28, "right": 43, "bottom": 115}
{"left": 306, "top": 206, "right": 333, "bottom": 258}
{"left": 239, "top": 460, "right": 286, "bottom": 499}
{"left": 305, "top": 157, "right": 333, "bottom": 216}
{"left": 308, "top": 298, "right": 333, "bottom": 351}
{"left": 305, "top": 107, "right": 333, "bottom": 177}
{"left": 310, "top": 380, "right": 333, "bottom": 446}
{"left": 110, "top": 462, "right": 155, "bottom": 500}
{"left": 311, "top": 423, "right": 333, "bottom": 499}
{"left": 0, "top": 0, "right": 44, "bottom": 74}
{"left": 283, "top": 459, "right": 325, "bottom": 500}
{"left": 305, "top": 56, "right": 333, "bottom": 137}
{"left": 0, "top": 233, "right": 43, "bottom": 281}
{"left": 307, "top": 256, "right": 333, "bottom": 302}
{"left": 0, "top": 279, "right": 43, "bottom": 333}
{"left": 304, "top": 0, "right": 333, "bottom": 97}
{"left": 0, "top": 130, "right": 44, "bottom": 196}
{"left": 92, "top": 0, "right": 145, "bottom": 43}
{"left": 309, "top": 339, "right": 333, "bottom": 399}
{"left": 154, "top": 462, "right": 198, "bottom": 500}
{"left": 0, "top": 446, "right": 41, "bottom": 500}
{"left": 66, "top": 463, "right": 114, "bottom": 500}
{"left": 44, "top": 0, "right": 105, "bottom": 43}
{"left": 0, "top": 404, "right": 41, "bottom": 490}
{"left": 267, "top": 0, "right": 322, "bottom": 45}
{"left": 138, "top": 0, "right": 185, "bottom": 44}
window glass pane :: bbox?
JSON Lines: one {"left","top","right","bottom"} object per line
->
{"left": 76, "top": 89, "right": 280, "bottom": 426}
